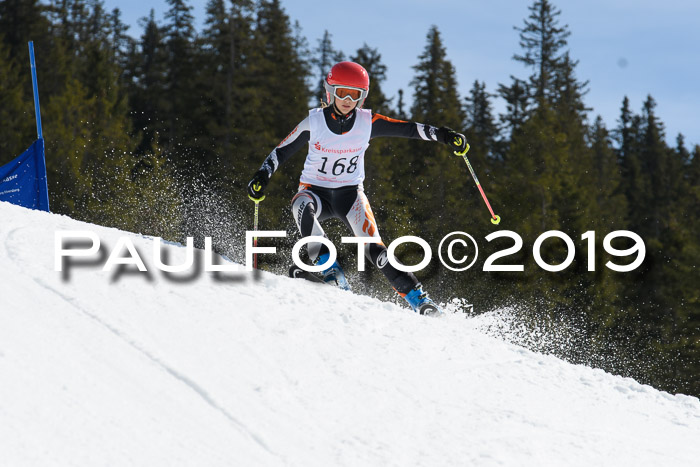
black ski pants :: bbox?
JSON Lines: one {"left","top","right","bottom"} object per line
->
{"left": 291, "top": 183, "right": 419, "bottom": 295}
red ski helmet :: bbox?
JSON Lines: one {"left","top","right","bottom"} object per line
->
{"left": 324, "top": 61, "right": 370, "bottom": 108}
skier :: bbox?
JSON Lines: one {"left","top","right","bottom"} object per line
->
{"left": 247, "top": 61, "right": 468, "bottom": 316}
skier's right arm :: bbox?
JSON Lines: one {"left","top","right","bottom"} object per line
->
{"left": 247, "top": 118, "right": 311, "bottom": 200}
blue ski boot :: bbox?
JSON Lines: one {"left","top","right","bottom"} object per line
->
{"left": 317, "top": 253, "right": 351, "bottom": 291}
{"left": 403, "top": 285, "right": 443, "bottom": 316}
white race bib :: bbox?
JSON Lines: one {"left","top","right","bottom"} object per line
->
{"left": 300, "top": 108, "right": 372, "bottom": 188}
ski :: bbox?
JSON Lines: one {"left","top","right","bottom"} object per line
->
{"left": 288, "top": 265, "right": 326, "bottom": 284}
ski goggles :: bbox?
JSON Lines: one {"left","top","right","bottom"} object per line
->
{"left": 326, "top": 84, "right": 367, "bottom": 103}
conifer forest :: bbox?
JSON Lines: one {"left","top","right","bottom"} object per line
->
{"left": 1, "top": 0, "right": 698, "bottom": 397}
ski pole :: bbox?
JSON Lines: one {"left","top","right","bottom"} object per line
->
{"left": 454, "top": 143, "right": 501, "bottom": 225}
{"left": 248, "top": 187, "right": 265, "bottom": 269}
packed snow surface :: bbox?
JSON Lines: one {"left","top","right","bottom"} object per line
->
{"left": 1, "top": 201, "right": 699, "bottom": 466}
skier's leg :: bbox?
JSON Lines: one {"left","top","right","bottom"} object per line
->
{"left": 291, "top": 185, "right": 350, "bottom": 290}
{"left": 291, "top": 186, "right": 328, "bottom": 262}
{"left": 342, "top": 189, "right": 442, "bottom": 315}
{"left": 342, "top": 190, "right": 419, "bottom": 294}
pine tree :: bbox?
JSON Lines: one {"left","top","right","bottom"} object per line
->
{"left": 199, "top": 0, "right": 227, "bottom": 144}
{"left": 606, "top": 95, "right": 700, "bottom": 394}
{"left": 663, "top": 137, "right": 700, "bottom": 396}
{"left": 504, "top": 0, "right": 594, "bottom": 234}
{"left": 311, "top": 30, "right": 344, "bottom": 105}
{"left": 198, "top": 0, "right": 249, "bottom": 169}
{"left": 552, "top": 52, "right": 590, "bottom": 126}
{"left": 42, "top": 75, "right": 96, "bottom": 214}
{"left": 396, "top": 89, "right": 407, "bottom": 120}
{"left": 161, "top": 0, "right": 198, "bottom": 166}
{"left": 494, "top": 0, "right": 603, "bottom": 330}
{"left": 407, "top": 25, "right": 466, "bottom": 288}
{"left": 222, "top": 0, "right": 258, "bottom": 178}
{"left": 462, "top": 80, "right": 502, "bottom": 243}
{"left": 614, "top": 96, "right": 646, "bottom": 229}
{"left": 410, "top": 26, "right": 462, "bottom": 127}
{"left": 0, "top": 0, "right": 51, "bottom": 64}
{"left": 239, "top": 0, "right": 311, "bottom": 234}
{"left": 126, "top": 10, "right": 169, "bottom": 156}
{"left": 254, "top": 0, "right": 310, "bottom": 141}
{"left": 497, "top": 76, "right": 529, "bottom": 141}
{"left": 350, "top": 44, "right": 391, "bottom": 114}
{"left": 106, "top": 7, "right": 132, "bottom": 66}
{"left": 464, "top": 80, "right": 499, "bottom": 159}
{"left": 38, "top": 0, "right": 164, "bottom": 235}
{"left": 513, "top": 0, "right": 570, "bottom": 104}
{"left": 590, "top": 116, "right": 626, "bottom": 226}
{"left": 349, "top": 44, "right": 399, "bottom": 244}
{"left": 1, "top": 0, "right": 60, "bottom": 117}
{"left": 0, "top": 38, "right": 35, "bottom": 160}
{"left": 638, "top": 95, "right": 669, "bottom": 238}
{"left": 68, "top": 2, "right": 135, "bottom": 216}
{"left": 643, "top": 99, "right": 700, "bottom": 395}
{"left": 584, "top": 116, "right": 629, "bottom": 332}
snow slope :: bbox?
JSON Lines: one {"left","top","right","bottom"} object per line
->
{"left": 1, "top": 201, "right": 699, "bottom": 467}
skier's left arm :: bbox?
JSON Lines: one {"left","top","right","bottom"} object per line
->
{"left": 370, "top": 114, "right": 468, "bottom": 153}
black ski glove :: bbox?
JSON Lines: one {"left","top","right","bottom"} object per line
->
{"left": 437, "top": 127, "right": 468, "bottom": 153}
{"left": 247, "top": 168, "right": 270, "bottom": 200}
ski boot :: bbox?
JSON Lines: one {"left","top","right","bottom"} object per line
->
{"left": 317, "top": 253, "right": 351, "bottom": 291}
{"left": 403, "top": 285, "right": 443, "bottom": 317}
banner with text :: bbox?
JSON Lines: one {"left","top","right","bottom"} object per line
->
{"left": 0, "top": 138, "right": 50, "bottom": 212}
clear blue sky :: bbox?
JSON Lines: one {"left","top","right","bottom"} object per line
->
{"left": 106, "top": 0, "right": 700, "bottom": 147}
